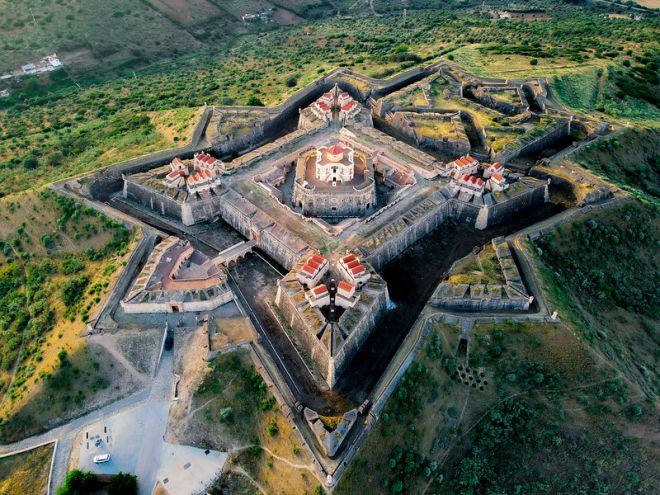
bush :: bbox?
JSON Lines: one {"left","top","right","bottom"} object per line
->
{"left": 107, "top": 472, "right": 138, "bottom": 495}
{"left": 530, "top": 58, "right": 538, "bottom": 65}
{"left": 266, "top": 419, "right": 279, "bottom": 436}
{"left": 246, "top": 95, "right": 265, "bottom": 106}
{"left": 56, "top": 469, "right": 100, "bottom": 495}
{"left": 61, "top": 275, "right": 89, "bottom": 307}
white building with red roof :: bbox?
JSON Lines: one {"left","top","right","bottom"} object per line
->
{"left": 487, "top": 172, "right": 508, "bottom": 192}
{"left": 340, "top": 100, "right": 360, "bottom": 121}
{"left": 315, "top": 142, "right": 355, "bottom": 183}
{"left": 163, "top": 166, "right": 187, "bottom": 189}
{"left": 312, "top": 99, "right": 332, "bottom": 122}
{"left": 483, "top": 161, "right": 504, "bottom": 179}
{"left": 306, "top": 283, "right": 331, "bottom": 308}
{"left": 338, "top": 254, "right": 370, "bottom": 287}
{"left": 163, "top": 154, "right": 223, "bottom": 195}
{"left": 335, "top": 280, "right": 359, "bottom": 308}
{"left": 338, "top": 91, "right": 352, "bottom": 106}
{"left": 457, "top": 174, "right": 485, "bottom": 196}
{"left": 449, "top": 155, "right": 479, "bottom": 178}
{"left": 296, "top": 254, "right": 329, "bottom": 287}
{"left": 193, "top": 152, "right": 225, "bottom": 176}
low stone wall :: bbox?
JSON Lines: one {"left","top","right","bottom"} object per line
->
{"left": 484, "top": 181, "right": 549, "bottom": 227}
{"left": 492, "top": 118, "right": 570, "bottom": 164}
{"left": 274, "top": 282, "right": 332, "bottom": 382}
{"left": 120, "top": 286, "right": 234, "bottom": 314}
{"left": 469, "top": 86, "right": 529, "bottom": 115}
{"left": 333, "top": 281, "right": 390, "bottom": 383}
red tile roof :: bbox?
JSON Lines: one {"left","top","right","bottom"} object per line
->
{"left": 328, "top": 144, "right": 344, "bottom": 155}
{"left": 311, "top": 254, "right": 326, "bottom": 265}
{"left": 316, "top": 101, "right": 330, "bottom": 111}
{"left": 302, "top": 264, "right": 316, "bottom": 275}
{"left": 337, "top": 280, "right": 354, "bottom": 292}
{"left": 312, "top": 284, "right": 328, "bottom": 295}
{"left": 341, "top": 254, "right": 357, "bottom": 264}
{"left": 350, "top": 264, "right": 365, "bottom": 275}
{"left": 346, "top": 259, "right": 360, "bottom": 269}
{"left": 491, "top": 172, "right": 505, "bottom": 182}
{"left": 341, "top": 101, "right": 356, "bottom": 111}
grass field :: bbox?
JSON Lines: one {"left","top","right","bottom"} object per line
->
{"left": 573, "top": 127, "right": 659, "bottom": 199}
{"left": 0, "top": 189, "right": 139, "bottom": 442}
{"left": 171, "top": 348, "right": 321, "bottom": 493}
{"left": 336, "top": 315, "right": 659, "bottom": 494}
{"left": 0, "top": 443, "right": 54, "bottom": 495}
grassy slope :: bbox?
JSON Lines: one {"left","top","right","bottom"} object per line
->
{"left": 574, "top": 127, "right": 660, "bottom": 199}
{"left": 0, "top": 3, "right": 657, "bottom": 195}
{"left": 0, "top": 443, "right": 53, "bottom": 495}
{"left": 336, "top": 318, "right": 659, "bottom": 494}
{"left": 531, "top": 200, "right": 659, "bottom": 399}
{"left": 0, "top": 189, "right": 138, "bottom": 442}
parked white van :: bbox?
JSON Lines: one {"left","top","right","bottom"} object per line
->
{"left": 93, "top": 454, "right": 111, "bottom": 463}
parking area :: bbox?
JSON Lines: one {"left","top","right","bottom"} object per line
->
{"left": 76, "top": 399, "right": 170, "bottom": 478}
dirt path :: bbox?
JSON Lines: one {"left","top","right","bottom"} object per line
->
{"left": 88, "top": 334, "right": 148, "bottom": 385}
{"left": 230, "top": 466, "right": 268, "bottom": 495}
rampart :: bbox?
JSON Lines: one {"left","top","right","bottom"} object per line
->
{"left": 491, "top": 117, "right": 570, "bottom": 163}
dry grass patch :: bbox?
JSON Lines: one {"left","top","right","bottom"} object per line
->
{"left": 0, "top": 443, "right": 54, "bottom": 495}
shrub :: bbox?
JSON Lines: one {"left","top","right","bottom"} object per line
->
{"left": 530, "top": 58, "right": 538, "bottom": 65}
{"left": 107, "top": 472, "right": 138, "bottom": 495}
{"left": 266, "top": 419, "right": 279, "bottom": 436}
{"left": 246, "top": 95, "right": 265, "bottom": 106}
{"left": 61, "top": 275, "right": 89, "bottom": 307}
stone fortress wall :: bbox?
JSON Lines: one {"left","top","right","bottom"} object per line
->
{"left": 274, "top": 265, "right": 390, "bottom": 388}
{"left": 430, "top": 237, "right": 533, "bottom": 311}
{"left": 358, "top": 178, "right": 548, "bottom": 270}
{"left": 387, "top": 110, "right": 471, "bottom": 156}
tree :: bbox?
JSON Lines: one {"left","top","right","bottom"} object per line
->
{"left": 56, "top": 469, "right": 100, "bottom": 495}
{"left": 107, "top": 472, "right": 138, "bottom": 495}
{"left": 246, "top": 95, "right": 264, "bottom": 106}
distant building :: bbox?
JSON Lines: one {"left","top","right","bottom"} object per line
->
{"left": 457, "top": 174, "right": 485, "bottom": 197}
{"left": 338, "top": 254, "right": 370, "bottom": 287}
{"left": 296, "top": 254, "right": 329, "bottom": 287}
{"left": 449, "top": 155, "right": 479, "bottom": 177}
{"left": 163, "top": 153, "right": 224, "bottom": 195}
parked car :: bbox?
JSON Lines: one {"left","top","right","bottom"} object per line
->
{"left": 93, "top": 454, "right": 111, "bottom": 463}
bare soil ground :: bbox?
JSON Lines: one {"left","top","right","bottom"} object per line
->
{"left": 145, "top": 0, "right": 223, "bottom": 26}
{"left": 166, "top": 334, "right": 320, "bottom": 493}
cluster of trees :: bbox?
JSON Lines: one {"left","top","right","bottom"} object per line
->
{"left": 535, "top": 203, "right": 659, "bottom": 318}
{"left": 382, "top": 446, "right": 437, "bottom": 494}
{"left": 577, "top": 128, "right": 659, "bottom": 198}
{"left": 381, "top": 362, "right": 436, "bottom": 426}
{"left": 57, "top": 469, "right": 137, "bottom": 495}
{"left": 441, "top": 398, "right": 644, "bottom": 494}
